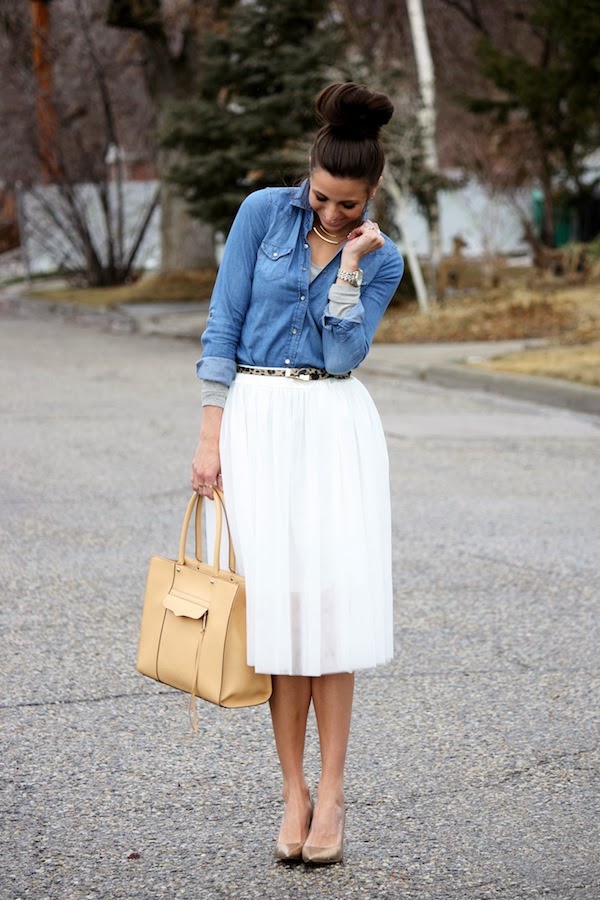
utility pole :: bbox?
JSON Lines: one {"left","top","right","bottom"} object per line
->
{"left": 29, "top": 0, "right": 59, "bottom": 182}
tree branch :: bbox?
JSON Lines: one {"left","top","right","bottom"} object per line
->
{"left": 28, "top": 186, "right": 85, "bottom": 263}
{"left": 75, "top": 0, "right": 125, "bottom": 266}
{"left": 435, "top": 0, "right": 491, "bottom": 38}
{"left": 124, "top": 184, "right": 160, "bottom": 275}
{"left": 105, "top": 0, "right": 164, "bottom": 37}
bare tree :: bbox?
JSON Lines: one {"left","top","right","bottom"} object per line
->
{"left": 105, "top": 0, "right": 221, "bottom": 270}
{"left": 382, "top": 92, "right": 430, "bottom": 312}
{"left": 16, "top": 0, "right": 160, "bottom": 285}
{"left": 406, "top": 0, "right": 441, "bottom": 298}
{"left": 333, "top": 0, "right": 435, "bottom": 309}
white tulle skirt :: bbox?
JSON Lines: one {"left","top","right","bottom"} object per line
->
{"left": 215, "top": 372, "right": 393, "bottom": 676}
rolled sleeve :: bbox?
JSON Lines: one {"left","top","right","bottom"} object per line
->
{"left": 321, "top": 243, "right": 404, "bottom": 373}
{"left": 327, "top": 282, "right": 361, "bottom": 318}
{"left": 322, "top": 299, "right": 365, "bottom": 335}
{"left": 195, "top": 356, "right": 237, "bottom": 385}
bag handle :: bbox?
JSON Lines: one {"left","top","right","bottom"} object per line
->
{"left": 193, "top": 487, "right": 236, "bottom": 572}
{"left": 177, "top": 489, "right": 237, "bottom": 574}
{"left": 212, "top": 487, "right": 237, "bottom": 573}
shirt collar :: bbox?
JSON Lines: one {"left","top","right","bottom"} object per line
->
{"left": 290, "top": 179, "right": 311, "bottom": 210}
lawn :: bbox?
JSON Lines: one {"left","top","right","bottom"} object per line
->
{"left": 474, "top": 341, "right": 600, "bottom": 388}
{"left": 30, "top": 269, "right": 216, "bottom": 306}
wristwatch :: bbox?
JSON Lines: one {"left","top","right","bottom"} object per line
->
{"left": 337, "top": 267, "right": 363, "bottom": 287}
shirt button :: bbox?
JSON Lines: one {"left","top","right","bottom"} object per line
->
{"left": 291, "top": 328, "right": 297, "bottom": 334}
{"left": 304, "top": 243, "right": 309, "bottom": 249}
{"left": 273, "top": 252, "right": 279, "bottom": 258}
{"left": 285, "top": 358, "right": 291, "bottom": 364}
{"left": 300, "top": 294, "right": 305, "bottom": 301}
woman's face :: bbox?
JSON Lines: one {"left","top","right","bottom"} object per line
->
{"left": 309, "top": 167, "right": 373, "bottom": 235}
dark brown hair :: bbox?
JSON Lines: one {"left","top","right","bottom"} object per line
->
{"left": 310, "top": 82, "right": 394, "bottom": 187}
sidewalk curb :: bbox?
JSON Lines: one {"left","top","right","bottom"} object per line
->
{"left": 0, "top": 292, "right": 209, "bottom": 339}
{"left": 420, "top": 362, "right": 600, "bottom": 417}
{"left": 0, "top": 293, "right": 137, "bottom": 333}
{"left": 3, "top": 289, "right": 599, "bottom": 417}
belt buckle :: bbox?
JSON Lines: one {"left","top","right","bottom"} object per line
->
{"left": 285, "top": 367, "right": 310, "bottom": 381}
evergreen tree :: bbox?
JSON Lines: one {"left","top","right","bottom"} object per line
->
{"left": 159, "top": 0, "right": 343, "bottom": 232}
{"left": 464, "top": 0, "right": 600, "bottom": 245}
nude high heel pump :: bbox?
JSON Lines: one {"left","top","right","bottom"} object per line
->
{"left": 301, "top": 805, "right": 345, "bottom": 865}
{"left": 275, "top": 798, "right": 313, "bottom": 862}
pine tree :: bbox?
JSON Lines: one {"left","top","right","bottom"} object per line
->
{"left": 159, "top": 0, "right": 343, "bottom": 232}
{"left": 464, "top": 0, "right": 600, "bottom": 246}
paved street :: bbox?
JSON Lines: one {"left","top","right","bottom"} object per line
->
{"left": 1, "top": 314, "right": 599, "bottom": 899}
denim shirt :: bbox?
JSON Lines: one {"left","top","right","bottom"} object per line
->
{"left": 196, "top": 181, "right": 404, "bottom": 385}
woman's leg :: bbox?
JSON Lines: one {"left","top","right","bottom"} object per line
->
{"left": 307, "top": 672, "right": 354, "bottom": 847}
{"left": 269, "top": 675, "right": 313, "bottom": 846}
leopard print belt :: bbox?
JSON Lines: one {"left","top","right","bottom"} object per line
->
{"left": 236, "top": 364, "right": 351, "bottom": 381}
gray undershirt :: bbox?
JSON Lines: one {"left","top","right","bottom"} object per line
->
{"left": 201, "top": 260, "right": 361, "bottom": 408}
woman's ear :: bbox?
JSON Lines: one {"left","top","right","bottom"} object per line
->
{"left": 370, "top": 176, "right": 383, "bottom": 200}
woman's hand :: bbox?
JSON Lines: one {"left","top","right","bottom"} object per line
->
{"left": 342, "top": 219, "right": 384, "bottom": 269}
{"left": 191, "top": 406, "right": 224, "bottom": 499}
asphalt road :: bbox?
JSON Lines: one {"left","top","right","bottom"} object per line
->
{"left": 1, "top": 315, "right": 599, "bottom": 900}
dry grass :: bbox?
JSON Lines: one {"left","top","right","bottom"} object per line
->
{"left": 476, "top": 342, "right": 600, "bottom": 387}
{"left": 30, "top": 269, "right": 217, "bottom": 307}
{"left": 376, "top": 275, "right": 600, "bottom": 386}
{"left": 376, "top": 279, "right": 600, "bottom": 345}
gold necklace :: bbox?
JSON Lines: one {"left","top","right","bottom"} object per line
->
{"left": 312, "top": 223, "right": 342, "bottom": 244}
{"left": 318, "top": 223, "right": 339, "bottom": 237}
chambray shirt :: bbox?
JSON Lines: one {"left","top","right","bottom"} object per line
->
{"left": 195, "top": 181, "right": 404, "bottom": 385}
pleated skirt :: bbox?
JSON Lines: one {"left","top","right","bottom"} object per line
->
{"left": 215, "top": 372, "right": 393, "bottom": 676}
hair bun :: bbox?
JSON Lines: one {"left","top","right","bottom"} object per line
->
{"left": 315, "top": 82, "right": 394, "bottom": 140}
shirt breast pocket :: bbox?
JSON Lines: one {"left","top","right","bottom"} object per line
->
{"left": 255, "top": 241, "right": 294, "bottom": 283}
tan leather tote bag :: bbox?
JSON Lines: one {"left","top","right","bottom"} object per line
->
{"left": 137, "top": 488, "right": 272, "bottom": 728}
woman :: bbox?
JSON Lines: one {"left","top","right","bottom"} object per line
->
{"left": 191, "top": 82, "right": 404, "bottom": 865}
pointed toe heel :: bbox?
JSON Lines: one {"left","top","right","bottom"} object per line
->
{"left": 274, "top": 797, "right": 313, "bottom": 862}
{"left": 275, "top": 841, "right": 304, "bottom": 862}
{"left": 301, "top": 843, "right": 343, "bottom": 865}
{"left": 301, "top": 806, "right": 345, "bottom": 866}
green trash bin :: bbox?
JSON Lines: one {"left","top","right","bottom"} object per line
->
{"left": 531, "top": 188, "right": 577, "bottom": 246}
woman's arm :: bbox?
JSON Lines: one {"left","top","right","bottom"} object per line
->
{"left": 196, "top": 190, "right": 271, "bottom": 386}
{"left": 321, "top": 232, "right": 404, "bottom": 374}
{"left": 192, "top": 191, "right": 271, "bottom": 496}
{"left": 191, "top": 406, "right": 223, "bottom": 499}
